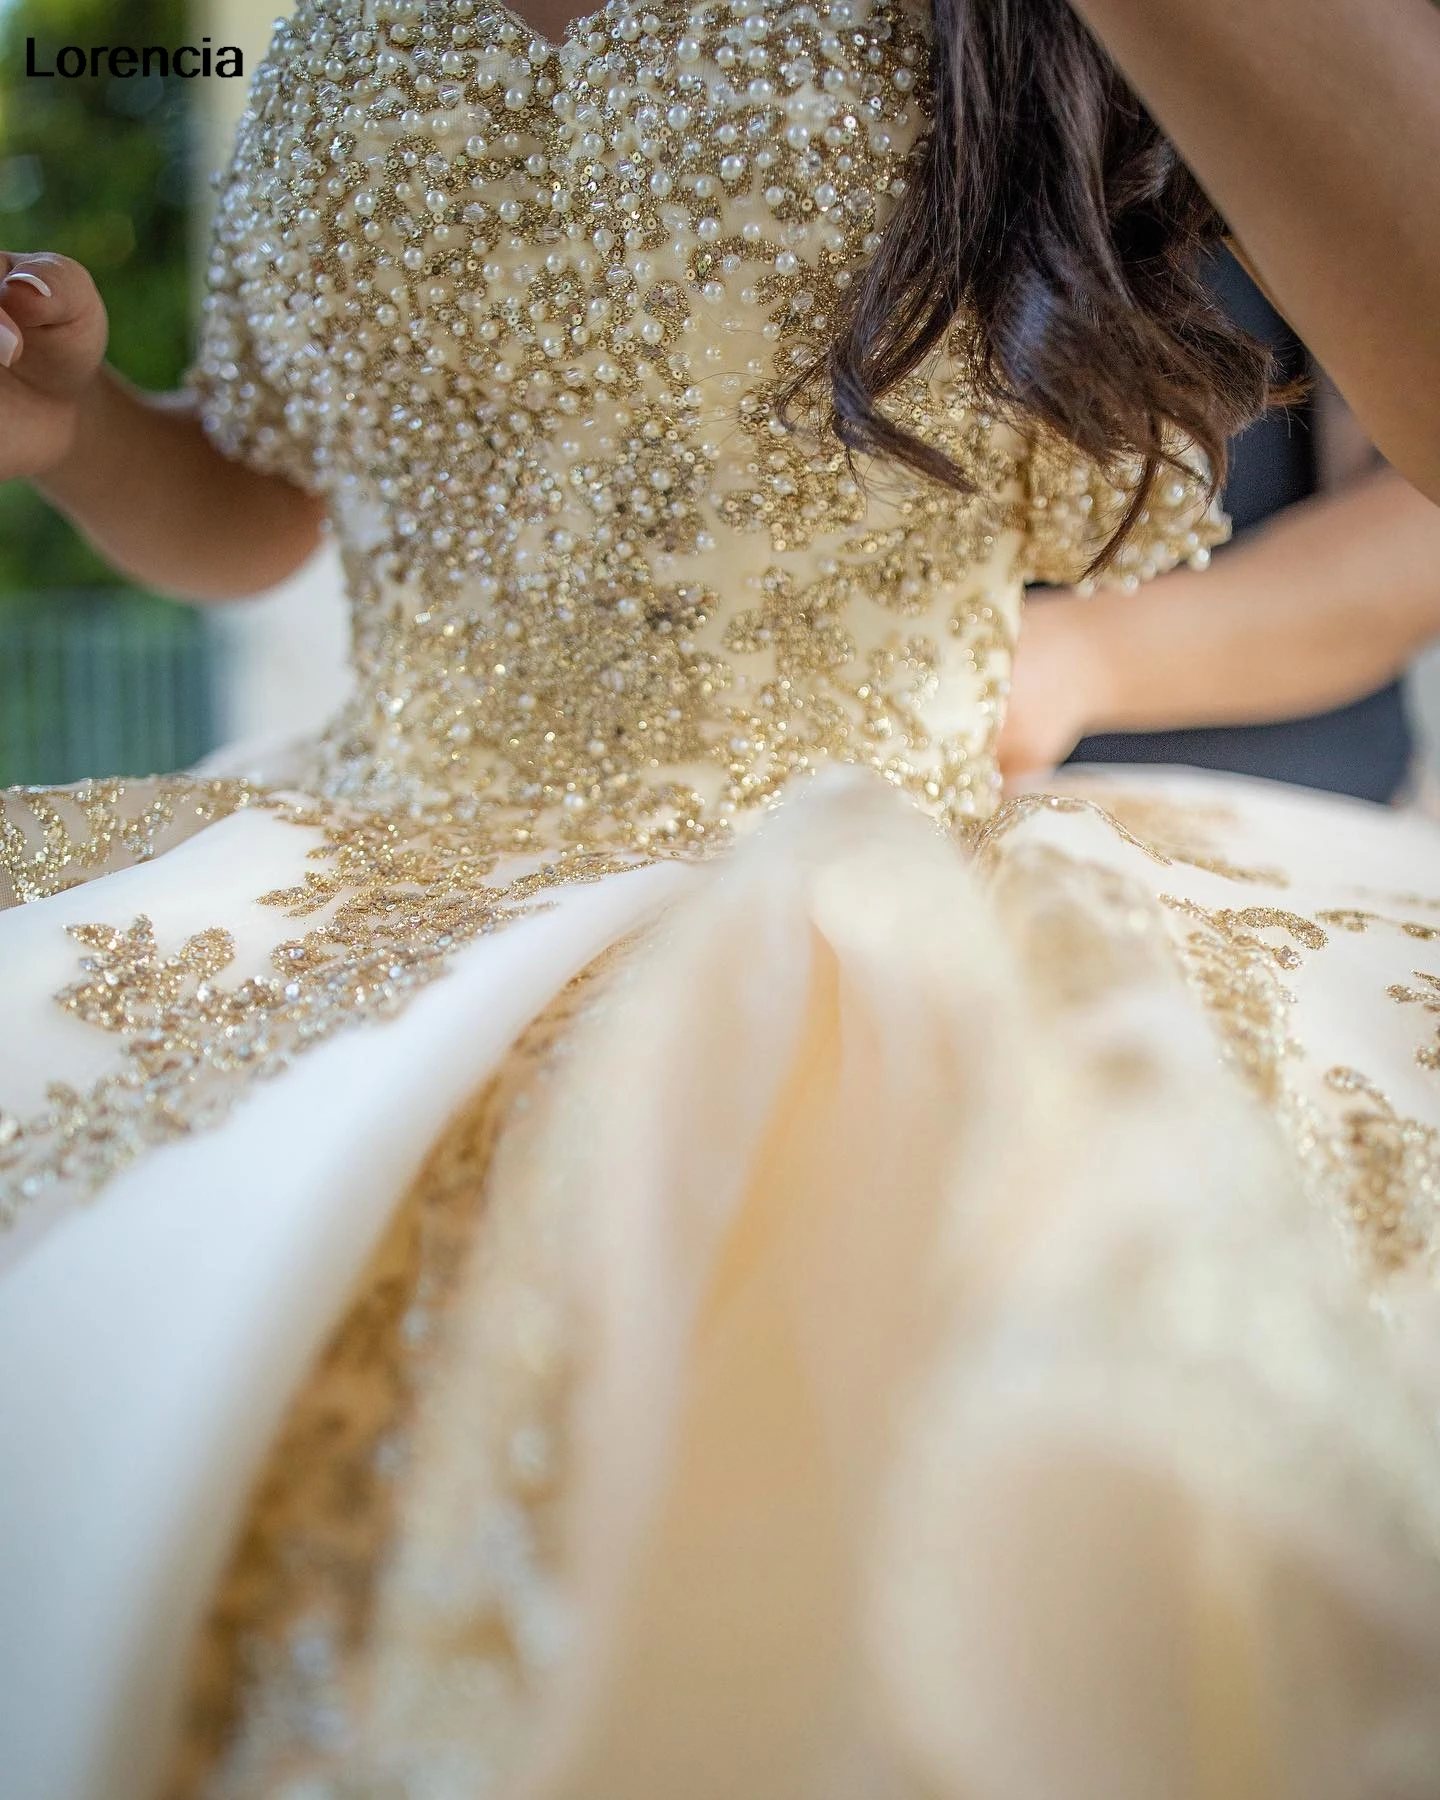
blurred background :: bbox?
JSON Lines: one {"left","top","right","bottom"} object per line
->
{"left": 0, "top": 0, "right": 349, "bottom": 786}
{"left": 1, "top": 0, "right": 1440, "bottom": 791}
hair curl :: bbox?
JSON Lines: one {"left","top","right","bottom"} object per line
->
{"left": 795, "top": 0, "right": 1286, "bottom": 571}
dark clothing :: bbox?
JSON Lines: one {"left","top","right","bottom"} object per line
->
{"left": 1070, "top": 687, "right": 1414, "bottom": 806}
{"left": 1066, "top": 250, "right": 1413, "bottom": 805}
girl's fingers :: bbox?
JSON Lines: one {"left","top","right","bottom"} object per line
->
{"left": 5, "top": 271, "right": 52, "bottom": 299}
{"left": 0, "top": 253, "right": 93, "bottom": 330}
{"left": 0, "top": 254, "right": 106, "bottom": 372}
{"left": 0, "top": 305, "right": 20, "bottom": 369}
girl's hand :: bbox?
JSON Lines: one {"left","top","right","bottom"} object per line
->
{"left": 998, "top": 590, "right": 1116, "bottom": 781}
{"left": 0, "top": 253, "right": 108, "bottom": 482}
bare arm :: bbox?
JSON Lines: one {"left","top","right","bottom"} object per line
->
{"left": 1066, "top": 0, "right": 1440, "bottom": 504}
{"left": 1, "top": 253, "right": 325, "bottom": 603}
{"left": 35, "top": 367, "right": 327, "bottom": 603}
{"left": 1001, "top": 468, "right": 1440, "bottom": 775}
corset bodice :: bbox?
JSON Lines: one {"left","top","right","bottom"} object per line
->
{"left": 194, "top": 0, "right": 1222, "bottom": 852}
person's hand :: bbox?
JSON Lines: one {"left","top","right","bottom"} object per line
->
{"left": 0, "top": 253, "right": 108, "bottom": 482}
{"left": 998, "top": 590, "right": 1116, "bottom": 781}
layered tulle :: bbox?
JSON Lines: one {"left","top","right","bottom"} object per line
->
{"left": 332, "top": 774, "right": 1440, "bottom": 1800}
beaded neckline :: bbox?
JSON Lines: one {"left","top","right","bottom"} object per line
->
{"left": 486, "top": 0, "right": 616, "bottom": 53}
{"left": 192, "top": 0, "right": 1222, "bottom": 847}
{"left": 485, "top": 0, "right": 682, "bottom": 55}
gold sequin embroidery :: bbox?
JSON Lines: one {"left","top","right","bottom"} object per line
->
{"left": 1159, "top": 896, "right": 1440, "bottom": 1279}
{"left": 971, "top": 788, "right": 1287, "bottom": 888}
{"left": 168, "top": 946, "right": 628, "bottom": 1800}
{"left": 193, "top": 0, "right": 1222, "bottom": 840}
{"left": 1325, "top": 1067, "right": 1440, "bottom": 1277}
{"left": 3, "top": 0, "right": 1227, "bottom": 1223}
{"left": 0, "top": 777, "right": 258, "bottom": 907}
{"left": 0, "top": 790, "right": 650, "bottom": 1222}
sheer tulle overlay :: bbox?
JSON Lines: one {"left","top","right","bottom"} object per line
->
{"left": 358, "top": 775, "right": 1440, "bottom": 1800}
{"left": 3, "top": 0, "right": 1440, "bottom": 1794}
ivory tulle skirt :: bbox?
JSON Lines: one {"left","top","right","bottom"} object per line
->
{"left": 3, "top": 762, "right": 1440, "bottom": 1800}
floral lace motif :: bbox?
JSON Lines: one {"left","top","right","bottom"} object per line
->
{"left": 166, "top": 948, "right": 628, "bottom": 1800}
{"left": 0, "top": 777, "right": 257, "bottom": 907}
{"left": 1162, "top": 897, "right": 1440, "bottom": 1281}
{"left": 169, "top": 798, "right": 1440, "bottom": 1798}
{"left": 976, "top": 789, "right": 1440, "bottom": 1283}
{"left": 0, "top": 785, "right": 651, "bottom": 1225}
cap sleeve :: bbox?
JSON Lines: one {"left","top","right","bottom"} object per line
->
{"left": 1020, "top": 428, "right": 1231, "bottom": 590}
{"left": 185, "top": 22, "right": 322, "bottom": 496}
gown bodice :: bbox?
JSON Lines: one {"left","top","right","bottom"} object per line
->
{"left": 193, "top": 0, "right": 1224, "bottom": 850}
{"left": 10, "top": 12, "right": 1440, "bottom": 1799}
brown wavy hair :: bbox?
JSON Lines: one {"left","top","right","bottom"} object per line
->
{"left": 795, "top": 0, "right": 1283, "bottom": 571}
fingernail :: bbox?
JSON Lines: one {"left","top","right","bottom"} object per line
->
{"left": 4, "top": 271, "right": 52, "bottom": 298}
{"left": 0, "top": 321, "right": 18, "bottom": 368}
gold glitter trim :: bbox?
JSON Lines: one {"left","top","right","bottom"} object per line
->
{"left": 0, "top": 788, "right": 649, "bottom": 1225}
{"left": 1324, "top": 1067, "right": 1440, "bottom": 1278}
{"left": 0, "top": 778, "right": 258, "bottom": 908}
{"left": 166, "top": 945, "right": 630, "bottom": 1800}
{"left": 971, "top": 788, "right": 1288, "bottom": 888}
{"left": 1160, "top": 896, "right": 1440, "bottom": 1280}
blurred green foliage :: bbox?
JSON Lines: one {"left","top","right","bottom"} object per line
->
{"left": 0, "top": 0, "right": 194, "bottom": 601}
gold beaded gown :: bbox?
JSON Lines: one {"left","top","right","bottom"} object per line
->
{"left": 6, "top": 1, "right": 1440, "bottom": 1796}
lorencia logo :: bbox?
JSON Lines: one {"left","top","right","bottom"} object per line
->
{"left": 24, "top": 37, "right": 245, "bottom": 80}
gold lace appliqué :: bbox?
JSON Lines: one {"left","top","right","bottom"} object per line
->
{"left": 165, "top": 946, "right": 628, "bottom": 1800}
{"left": 0, "top": 777, "right": 258, "bottom": 907}
{"left": 1160, "top": 897, "right": 1440, "bottom": 1280}
{"left": 0, "top": 793, "right": 653, "bottom": 1226}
